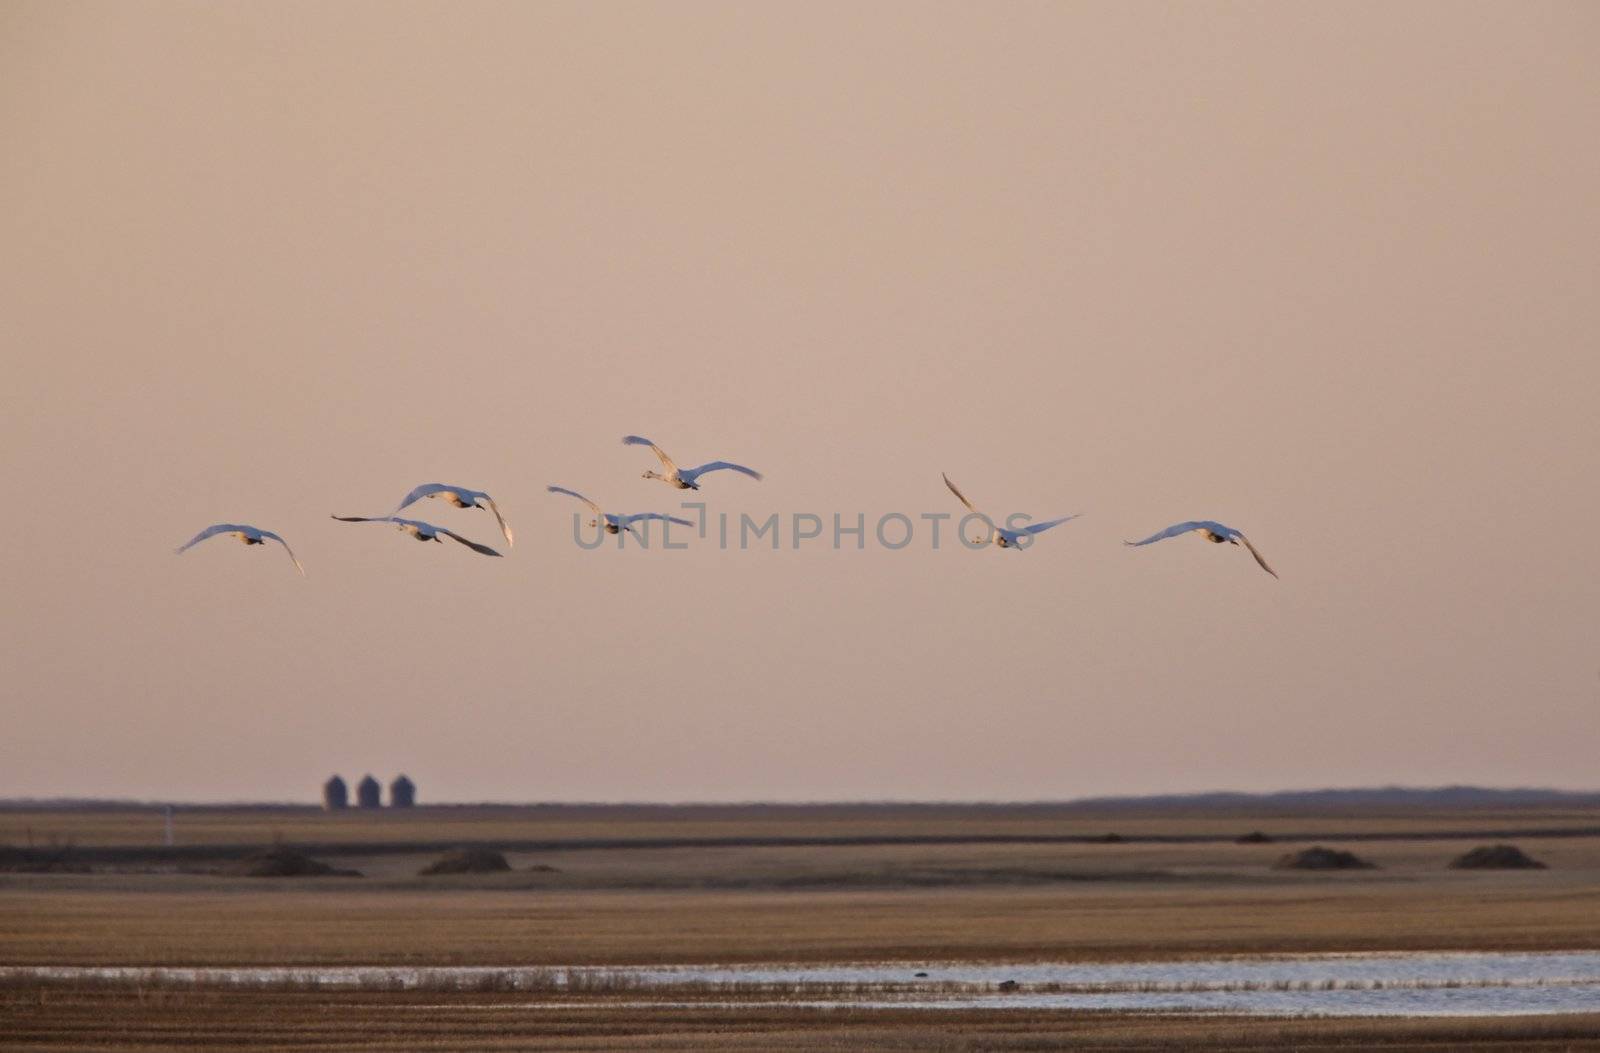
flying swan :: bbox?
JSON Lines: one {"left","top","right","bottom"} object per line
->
{"left": 381, "top": 484, "right": 513, "bottom": 547}
{"left": 1124, "top": 521, "right": 1277, "bottom": 578}
{"left": 547, "top": 486, "right": 695, "bottom": 537}
{"left": 941, "top": 474, "right": 1080, "bottom": 549}
{"left": 622, "top": 436, "right": 762, "bottom": 490}
{"left": 175, "top": 524, "right": 306, "bottom": 576}
{"left": 330, "top": 515, "right": 503, "bottom": 556}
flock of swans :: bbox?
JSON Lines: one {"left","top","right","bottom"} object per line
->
{"left": 174, "top": 434, "right": 1277, "bottom": 579}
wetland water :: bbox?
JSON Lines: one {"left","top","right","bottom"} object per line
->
{"left": 13, "top": 951, "right": 1600, "bottom": 1017}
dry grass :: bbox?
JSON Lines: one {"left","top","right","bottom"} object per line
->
{"left": 9, "top": 825, "right": 1600, "bottom": 966}
{"left": 6, "top": 805, "right": 1599, "bottom": 1048}
{"left": 3, "top": 809, "right": 1599, "bottom": 967}
{"left": 6, "top": 802, "right": 1599, "bottom": 850}
{"left": 3, "top": 984, "right": 1600, "bottom": 1051}
{"left": 5, "top": 879, "right": 1600, "bottom": 968}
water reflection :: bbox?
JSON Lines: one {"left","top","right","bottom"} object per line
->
{"left": 11, "top": 951, "right": 1600, "bottom": 1017}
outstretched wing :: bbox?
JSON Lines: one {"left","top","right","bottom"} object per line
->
{"left": 1124, "top": 521, "right": 1209, "bottom": 547}
{"left": 1019, "top": 514, "right": 1081, "bottom": 536}
{"left": 175, "top": 523, "right": 249, "bottom": 553}
{"left": 331, "top": 515, "right": 392, "bottom": 523}
{"left": 257, "top": 530, "right": 307, "bottom": 577}
{"left": 683, "top": 461, "right": 762, "bottom": 483}
{"left": 622, "top": 435, "right": 677, "bottom": 473}
{"left": 941, "top": 473, "right": 985, "bottom": 518}
{"left": 1236, "top": 532, "right": 1278, "bottom": 578}
{"left": 621, "top": 512, "right": 695, "bottom": 528}
{"left": 480, "top": 495, "right": 514, "bottom": 548}
{"left": 547, "top": 485, "right": 603, "bottom": 516}
{"left": 435, "top": 526, "right": 503, "bottom": 557}
{"left": 392, "top": 483, "right": 453, "bottom": 514}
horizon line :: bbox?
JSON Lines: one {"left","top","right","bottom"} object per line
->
{"left": 5, "top": 784, "right": 1600, "bottom": 810}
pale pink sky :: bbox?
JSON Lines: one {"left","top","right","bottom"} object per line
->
{"left": 3, "top": 2, "right": 1597, "bottom": 802}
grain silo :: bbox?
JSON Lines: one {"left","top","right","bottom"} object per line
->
{"left": 389, "top": 774, "right": 416, "bottom": 808}
{"left": 322, "top": 775, "right": 349, "bottom": 811}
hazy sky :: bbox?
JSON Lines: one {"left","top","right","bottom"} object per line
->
{"left": 4, "top": 2, "right": 1597, "bottom": 802}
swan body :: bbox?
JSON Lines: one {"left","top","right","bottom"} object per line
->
{"left": 548, "top": 486, "right": 694, "bottom": 537}
{"left": 175, "top": 524, "right": 306, "bottom": 576}
{"left": 330, "top": 515, "right": 503, "bottom": 556}
{"left": 1124, "top": 520, "right": 1277, "bottom": 578}
{"left": 386, "top": 484, "right": 513, "bottom": 547}
{"left": 941, "top": 473, "right": 1080, "bottom": 549}
{"left": 622, "top": 436, "right": 762, "bottom": 490}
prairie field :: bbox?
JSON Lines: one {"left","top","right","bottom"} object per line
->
{"left": 4, "top": 803, "right": 1600, "bottom": 1049}
{"left": 10, "top": 801, "right": 1600, "bottom": 849}
{"left": 7, "top": 985, "right": 1600, "bottom": 1053}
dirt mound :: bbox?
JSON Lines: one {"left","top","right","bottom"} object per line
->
{"left": 1449, "top": 844, "right": 1547, "bottom": 870}
{"left": 1235, "top": 831, "right": 1274, "bottom": 844}
{"left": 418, "top": 849, "right": 512, "bottom": 875}
{"left": 232, "top": 848, "right": 362, "bottom": 878}
{"left": 1272, "top": 846, "right": 1377, "bottom": 870}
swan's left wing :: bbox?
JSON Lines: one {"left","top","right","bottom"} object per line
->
{"left": 684, "top": 461, "right": 762, "bottom": 482}
{"left": 435, "top": 526, "right": 503, "bottom": 557}
{"left": 480, "top": 495, "right": 514, "bottom": 547}
{"left": 1236, "top": 532, "right": 1278, "bottom": 578}
{"left": 258, "top": 530, "right": 307, "bottom": 576}
{"left": 1019, "top": 514, "right": 1081, "bottom": 536}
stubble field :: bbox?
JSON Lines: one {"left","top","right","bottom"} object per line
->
{"left": 3, "top": 802, "right": 1599, "bottom": 1049}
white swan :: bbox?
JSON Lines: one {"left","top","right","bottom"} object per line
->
{"left": 622, "top": 436, "right": 762, "bottom": 490}
{"left": 547, "top": 486, "right": 694, "bottom": 537}
{"left": 1124, "top": 521, "right": 1277, "bottom": 578}
{"left": 379, "top": 484, "right": 513, "bottom": 547}
{"left": 330, "top": 515, "right": 503, "bottom": 557}
{"left": 175, "top": 524, "right": 306, "bottom": 576}
{"left": 941, "top": 474, "right": 1080, "bottom": 549}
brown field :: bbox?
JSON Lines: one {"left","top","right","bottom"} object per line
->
{"left": 9, "top": 801, "right": 1600, "bottom": 849}
{"left": 6, "top": 985, "right": 1600, "bottom": 1052}
{"left": 4, "top": 803, "right": 1599, "bottom": 1049}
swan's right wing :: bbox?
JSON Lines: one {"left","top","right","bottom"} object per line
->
{"left": 547, "top": 486, "right": 603, "bottom": 516}
{"left": 391, "top": 483, "right": 452, "bottom": 514}
{"left": 622, "top": 435, "right": 677, "bottom": 473}
{"left": 623, "top": 512, "right": 696, "bottom": 528}
{"left": 941, "top": 473, "right": 983, "bottom": 516}
{"left": 1124, "top": 521, "right": 1207, "bottom": 547}
{"left": 175, "top": 523, "right": 248, "bottom": 554}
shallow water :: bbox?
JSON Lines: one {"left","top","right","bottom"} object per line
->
{"left": 11, "top": 951, "right": 1600, "bottom": 1017}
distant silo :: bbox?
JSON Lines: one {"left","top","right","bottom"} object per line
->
{"left": 389, "top": 774, "right": 416, "bottom": 808}
{"left": 356, "top": 774, "right": 382, "bottom": 809}
{"left": 322, "top": 775, "right": 349, "bottom": 811}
